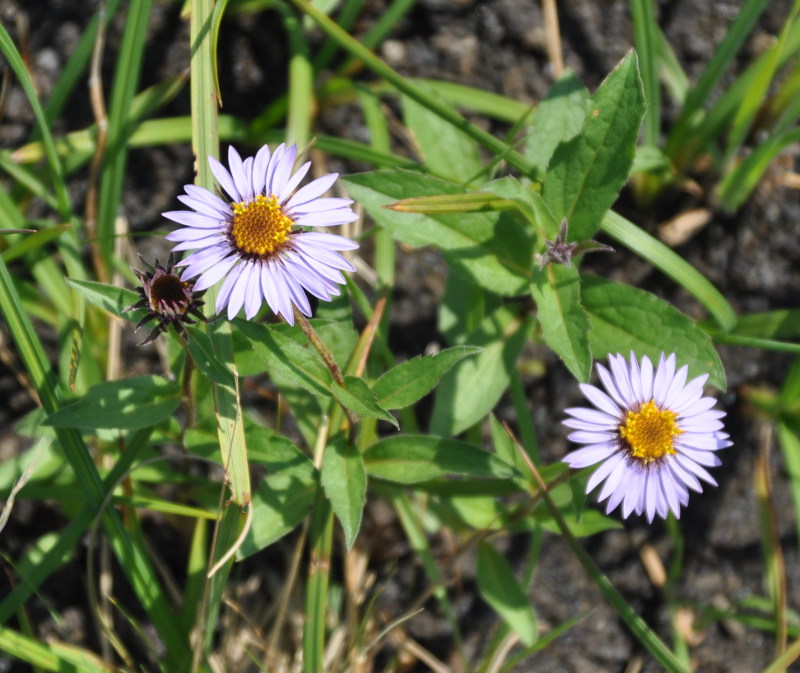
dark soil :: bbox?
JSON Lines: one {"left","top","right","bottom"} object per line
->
{"left": 1, "top": 0, "right": 799, "bottom": 671}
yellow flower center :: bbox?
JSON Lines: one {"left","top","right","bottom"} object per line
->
{"left": 230, "top": 194, "right": 293, "bottom": 256}
{"left": 619, "top": 399, "right": 683, "bottom": 463}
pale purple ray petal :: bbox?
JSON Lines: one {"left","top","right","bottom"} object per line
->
{"left": 668, "top": 458, "right": 702, "bottom": 492}
{"left": 227, "top": 146, "right": 248, "bottom": 198}
{"left": 639, "top": 355, "right": 654, "bottom": 400}
{"left": 163, "top": 210, "right": 224, "bottom": 228}
{"left": 609, "top": 353, "right": 636, "bottom": 407}
{"left": 294, "top": 242, "right": 355, "bottom": 274}
{"left": 180, "top": 246, "right": 233, "bottom": 279}
{"left": 209, "top": 155, "right": 241, "bottom": 201}
{"left": 603, "top": 467, "right": 632, "bottom": 513}
{"left": 678, "top": 433, "right": 724, "bottom": 451}
{"left": 562, "top": 443, "right": 614, "bottom": 468}
{"left": 563, "top": 418, "right": 617, "bottom": 432}
{"left": 277, "top": 160, "right": 311, "bottom": 203}
{"left": 285, "top": 172, "right": 338, "bottom": 209}
{"left": 596, "top": 364, "right": 627, "bottom": 408}
{"left": 226, "top": 262, "right": 252, "bottom": 320}
{"left": 241, "top": 157, "right": 255, "bottom": 202}
{"left": 622, "top": 472, "right": 645, "bottom": 518}
{"left": 270, "top": 144, "right": 297, "bottom": 196}
{"left": 177, "top": 194, "right": 228, "bottom": 219}
{"left": 677, "top": 396, "right": 717, "bottom": 418}
{"left": 596, "top": 458, "right": 628, "bottom": 501}
{"left": 268, "top": 260, "right": 295, "bottom": 324}
{"left": 675, "top": 455, "right": 718, "bottom": 485}
{"left": 578, "top": 383, "right": 621, "bottom": 418}
{"left": 259, "top": 263, "right": 282, "bottom": 318}
{"left": 679, "top": 447, "right": 721, "bottom": 468}
{"left": 193, "top": 255, "right": 238, "bottom": 291}
{"left": 244, "top": 264, "right": 263, "bottom": 320}
{"left": 294, "top": 209, "right": 360, "bottom": 228}
{"left": 169, "top": 234, "right": 225, "bottom": 252}
{"left": 252, "top": 144, "right": 271, "bottom": 196}
{"left": 567, "top": 430, "right": 617, "bottom": 445}
{"left": 184, "top": 183, "right": 230, "bottom": 211}
{"left": 586, "top": 453, "right": 624, "bottom": 493}
{"left": 679, "top": 415, "right": 725, "bottom": 432}
{"left": 215, "top": 263, "right": 245, "bottom": 315}
{"left": 653, "top": 353, "right": 677, "bottom": 405}
{"left": 166, "top": 227, "right": 224, "bottom": 242}
{"left": 663, "top": 364, "right": 689, "bottom": 409}
{"left": 645, "top": 472, "right": 658, "bottom": 522}
{"left": 288, "top": 197, "right": 354, "bottom": 214}
{"left": 564, "top": 407, "right": 619, "bottom": 427}
{"left": 264, "top": 143, "right": 286, "bottom": 196}
{"left": 283, "top": 254, "right": 337, "bottom": 300}
{"left": 628, "top": 351, "right": 643, "bottom": 401}
{"left": 296, "top": 231, "right": 360, "bottom": 251}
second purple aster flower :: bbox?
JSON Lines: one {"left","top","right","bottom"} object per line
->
{"left": 164, "top": 144, "right": 359, "bottom": 324}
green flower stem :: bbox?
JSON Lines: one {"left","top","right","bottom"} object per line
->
{"left": 513, "top": 429, "right": 690, "bottom": 673}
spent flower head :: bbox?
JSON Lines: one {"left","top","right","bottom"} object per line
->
{"left": 562, "top": 352, "right": 731, "bottom": 522}
{"left": 539, "top": 218, "right": 614, "bottom": 270}
{"left": 125, "top": 253, "right": 206, "bottom": 345}
{"left": 164, "top": 144, "right": 359, "bottom": 324}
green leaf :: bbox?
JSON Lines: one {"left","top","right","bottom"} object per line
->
{"left": 66, "top": 278, "right": 140, "bottom": 321}
{"left": 524, "top": 70, "right": 590, "bottom": 178}
{"left": 331, "top": 375, "right": 398, "bottom": 427}
{"left": 44, "top": 376, "right": 180, "bottom": 430}
{"left": 431, "top": 305, "right": 532, "bottom": 436}
{"left": 186, "top": 327, "right": 235, "bottom": 387}
{"left": 581, "top": 274, "right": 726, "bottom": 389}
{"left": 238, "top": 461, "right": 319, "bottom": 559}
{"left": 234, "top": 319, "right": 332, "bottom": 397}
{"left": 476, "top": 542, "right": 537, "bottom": 647}
{"left": 543, "top": 51, "right": 645, "bottom": 240}
{"left": 403, "top": 82, "right": 484, "bottom": 184}
{"left": 372, "top": 346, "right": 481, "bottom": 410}
{"left": 343, "top": 170, "right": 533, "bottom": 296}
{"left": 320, "top": 438, "right": 366, "bottom": 549}
{"left": 531, "top": 264, "right": 592, "bottom": 382}
{"left": 363, "top": 435, "right": 517, "bottom": 483}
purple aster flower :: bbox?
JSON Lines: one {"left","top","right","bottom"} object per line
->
{"left": 164, "top": 144, "right": 359, "bottom": 324}
{"left": 562, "top": 352, "right": 731, "bottom": 522}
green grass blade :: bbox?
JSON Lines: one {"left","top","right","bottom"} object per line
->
{"left": 289, "top": 0, "right": 538, "bottom": 179}
{"left": 655, "top": 24, "right": 689, "bottom": 104}
{"left": 0, "top": 23, "right": 71, "bottom": 220}
{"left": 96, "top": 0, "right": 154, "bottom": 272}
{"left": 0, "top": 255, "right": 189, "bottom": 666}
{"left": 629, "top": 0, "right": 661, "bottom": 146}
{"left": 665, "top": 0, "right": 771, "bottom": 161}
{"left": 601, "top": 210, "right": 736, "bottom": 330}
{"left": 0, "top": 624, "right": 110, "bottom": 673}
{"left": 282, "top": 6, "right": 314, "bottom": 149}
{"left": 312, "top": 0, "right": 363, "bottom": 72}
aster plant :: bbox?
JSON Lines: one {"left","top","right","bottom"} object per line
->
{"left": 562, "top": 352, "right": 732, "bottom": 522}
{"left": 164, "top": 143, "right": 359, "bottom": 324}
{"left": 125, "top": 253, "right": 206, "bottom": 345}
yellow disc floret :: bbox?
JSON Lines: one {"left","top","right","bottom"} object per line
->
{"left": 619, "top": 399, "right": 683, "bottom": 463}
{"left": 231, "top": 194, "right": 293, "bottom": 256}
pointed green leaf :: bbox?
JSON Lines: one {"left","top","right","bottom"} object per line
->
{"left": 581, "top": 274, "right": 725, "bottom": 389}
{"left": 372, "top": 345, "right": 481, "bottom": 410}
{"left": 234, "top": 319, "right": 332, "bottom": 397}
{"left": 238, "top": 461, "right": 318, "bottom": 558}
{"left": 525, "top": 70, "right": 590, "bottom": 178}
{"left": 530, "top": 264, "right": 592, "bottom": 382}
{"left": 543, "top": 51, "right": 645, "bottom": 240}
{"left": 476, "top": 542, "right": 537, "bottom": 647}
{"left": 321, "top": 438, "right": 366, "bottom": 549}
{"left": 186, "top": 326, "right": 236, "bottom": 387}
{"left": 403, "top": 82, "right": 484, "bottom": 184}
{"left": 66, "top": 278, "right": 140, "bottom": 321}
{"left": 343, "top": 170, "right": 533, "bottom": 296}
{"left": 363, "top": 435, "right": 517, "bottom": 483}
{"left": 44, "top": 376, "right": 180, "bottom": 430}
{"left": 331, "top": 375, "right": 398, "bottom": 427}
{"left": 431, "top": 305, "right": 532, "bottom": 436}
